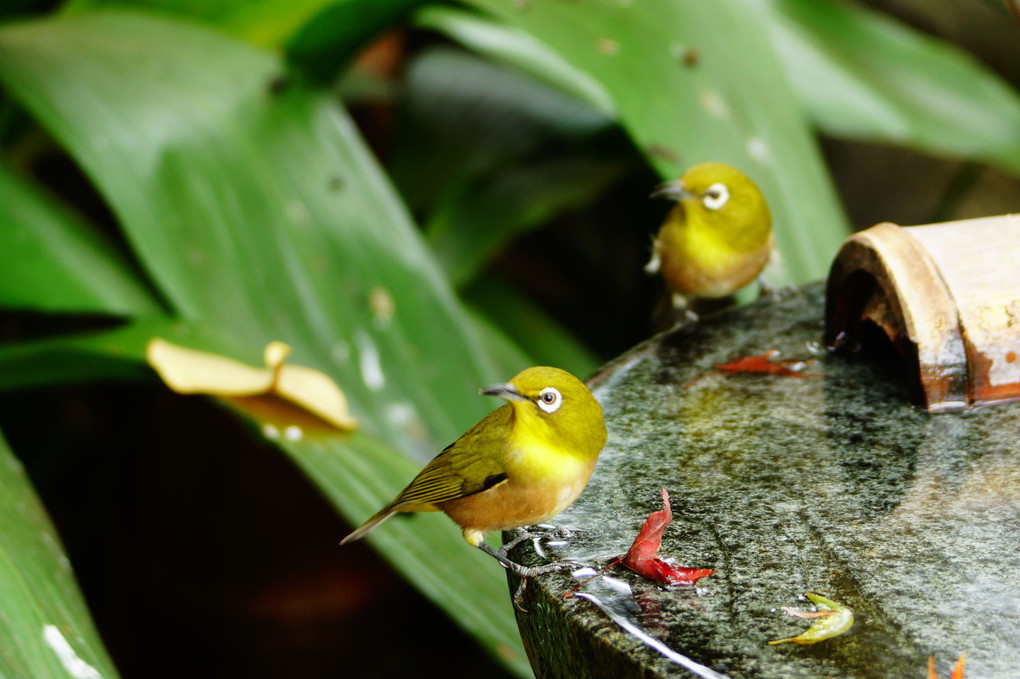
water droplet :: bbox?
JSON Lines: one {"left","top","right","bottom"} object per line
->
{"left": 262, "top": 424, "right": 280, "bottom": 439}
{"left": 804, "top": 339, "right": 825, "bottom": 355}
{"left": 385, "top": 402, "right": 415, "bottom": 426}
{"left": 355, "top": 330, "right": 385, "bottom": 391}
{"left": 284, "top": 425, "right": 303, "bottom": 441}
{"left": 747, "top": 137, "right": 769, "bottom": 162}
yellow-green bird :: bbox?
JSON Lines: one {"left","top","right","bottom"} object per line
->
{"left": 645, "top": 162, "right": 774, "bottom": 311}
{"left": 341, "top": 366, "right": 607, "bottom": 577}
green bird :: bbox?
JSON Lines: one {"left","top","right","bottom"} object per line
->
{"left": 341, "top": 366, "right": 607, "bottom": 577}
{"left": 646, "top": 162, "right": 774, "bottom": 311}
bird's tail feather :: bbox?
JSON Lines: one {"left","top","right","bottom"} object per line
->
{"left": 339, "top": 508, "right": 394, "bottom": 545}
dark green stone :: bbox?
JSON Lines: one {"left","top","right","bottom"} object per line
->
{"left": 507, "top": 283, "right": 1020, "bottom": 679}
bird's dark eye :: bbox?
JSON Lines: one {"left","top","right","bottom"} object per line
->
{"left": 536, "top": 387, "right": 563, "bottom": 413}
{"left": 702, "top": 182, "right": 730, "bottom": 210}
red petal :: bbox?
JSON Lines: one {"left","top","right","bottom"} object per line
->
{"left": 622, "top": 488, "right": 672, "bottom": 566}
{"left": 621, "top": 489, "right": 714, "bottom": 586}
{"left": 714, "top": 350, "right": 817, "bottom": 377}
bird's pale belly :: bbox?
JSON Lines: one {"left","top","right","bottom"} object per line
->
{"left": 440, "top": 462, "right": 595, "bottom": 534}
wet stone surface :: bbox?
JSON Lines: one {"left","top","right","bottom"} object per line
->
{"left": 507, "top": 284, "right": 1020, "bottom": 679}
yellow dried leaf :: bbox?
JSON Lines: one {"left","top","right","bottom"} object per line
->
{"left": 147, "top": 338, "right": 273, "bottom": 395}
{"left": 146, "top": 338, "right": 358, "bottom": 431}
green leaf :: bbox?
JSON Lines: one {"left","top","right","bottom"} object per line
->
{"left": 0, "top": 9, "right": 503, "bottom": 454}
{"left": 389, "top": 45, "right": 622, "bottom": 288}
{"left": 0, "top": 317, "right": 213, "bottom": 393}
{"left": 61, "top": 0, "right": 331, "bottom": 49}
{"left": 0, "top": 429, "right": 119, "bottom": 679}
{"left": 460, "top": 0, "right": 850, "bottom": 284}
{"left": 764, "top": 0, "right": 1020, "bottom": 176}
{"left": 0, "top": 10, "right": 531, "bottom": 674}
{"left": 426, "top": 153, "right": 625, "bottom": 288}
{"left": 466, "top": 278, "right": 601, "bottom": 379}
{"left": 415, "top": 6, "right": 616, "bottom": 117}
{"left": 390, "top": 45, "right": 613, "bottom": 214}
{"left": 0, "top": 160, "right": 162, "bottom": 315}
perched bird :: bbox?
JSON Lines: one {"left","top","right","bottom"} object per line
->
{"left": 341, "top": 366, "right": 607, "bottom": 578}
{"left": 646, "top": 162, "right": 774, "bottom": 312}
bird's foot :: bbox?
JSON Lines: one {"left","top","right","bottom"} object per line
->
{"left": 499, "top": 525, "right": 572, "bottom": 557}
{"left": 506, "top": 560, "right": 584, "bottom": 612}
{"left": 482, "top": 531, "right": 582, "bottom": 611}
{"left": 479, "top": 542, "right": 582, "bottom": 577}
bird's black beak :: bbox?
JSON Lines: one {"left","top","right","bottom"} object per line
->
{"left": 651, "top": 180, "right": 695, "bottom": 201}
{"left": 480, "top": 382, "right": 527, "bottom": 402}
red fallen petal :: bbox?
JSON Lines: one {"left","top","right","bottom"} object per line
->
{"left": 656, "top": 561, "right": 715, "bottom": 586}
{"left": 621, "top": 489, "right": 714, "bottom": 586}
{"left": 715, "top": 350, "right": 815, "bottom": 376}
{"left": 623, "top": 487, "right": 672, "bottom": 565}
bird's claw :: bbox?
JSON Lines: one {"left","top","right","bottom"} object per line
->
{"left": 499, "top": 525, "right": 572, "bottom": 557}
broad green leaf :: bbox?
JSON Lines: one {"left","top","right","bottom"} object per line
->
{"left": 0, "top": 11, "right": 530, "bottom": 674}
{"left": 0, "top": 9, "right": 502, "bottom": 457}
{"left": 390, "top": 46, "right": 621, "bottom": 287}
{"left": 62, "top": 0, "right": 330, "bottom": 48}
{"left": 466, "top": 279, "right": 601, "bottom": 380}
{"left": 427, "top": 153, "right": 625, "bottom": 288}
{"left": 461, "top": 0, "right": 850, "bottom": 284}
{"left": 0, "top": 318, "right": 204, "bottom": 393}
{"left": 66, "top": 0, "right": 425, "bottom": 67}
{"left": 0, "top": 429, "right": 119, "bottom": 679}
{"left": 390, "top": 45, "right": 613, "bottom": 214}
{"left": 465, "top": 309, "right": 534, "bottom": 380}
{"left": 763, "top": 0, "right": 1020, "bottom": 176}
{"left": 415, "top": 6, "right": 616, "bottom": 117}
{"left": 0, "top": 161, "right": 161, "bottom": 315}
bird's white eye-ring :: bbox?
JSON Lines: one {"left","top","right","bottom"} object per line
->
{"left": 537, "top": 387, "right": 562, "bottom": 414}
{"left": 702, "top": 183, "right": 729, "bottom": 210}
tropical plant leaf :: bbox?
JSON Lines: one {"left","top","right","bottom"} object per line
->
{"left": 0, "top": 160, "right": 161, "bottom": 315}
{"left": 0, "top": 429, "right": 119, "bottom": 679}
{"left": 465, "top": 279, "right": 601, "bottom": 379}
{"left": 65, "top": 0, "right": 425, "bottom": 76}
{"left": 459, "top": 0, "right": 850, "bottom": 284}
{"left": 390, "top": 45, "right": 614, "bottom": 215}
{"left": 425, "top": 152, "right": 626, "bottom": 288}
{"left": 415, "top": 6, "right": 616, "bottom": 117}
{"left": 764, "top": 0, "right": 1020, "bottom": 176}
{"left": 0, "top": 10, "right": 531, "bottom": 675}
{"left": 61, "top": 0, "right": 327, "bottom": 49}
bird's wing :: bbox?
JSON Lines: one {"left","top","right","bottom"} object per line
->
{"left": 391, "top": 405, "right": 512, "bottom": 509}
